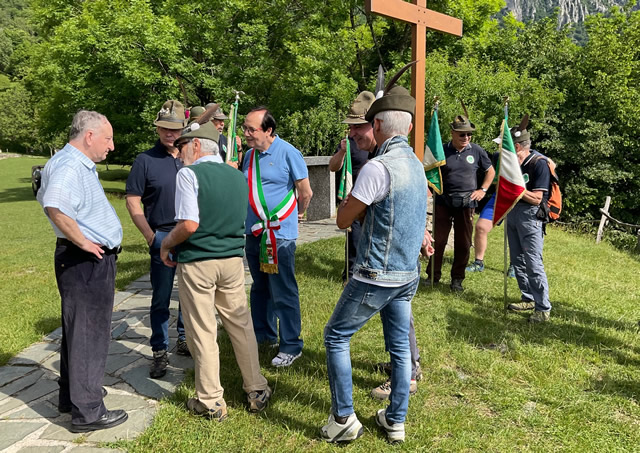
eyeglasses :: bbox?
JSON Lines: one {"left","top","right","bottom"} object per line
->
{"left": 457, "top": 132, "right": 473, "bottom": 138}
{"left": 177, "top": 140, "right": 192, "bottom": 152}
{"left": 241, "top": 124, "right": 262, "bottom": 134}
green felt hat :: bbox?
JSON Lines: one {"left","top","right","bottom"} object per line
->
{"left": 510, "top": 114, "right": 530, "bottom": 144}
{"left": 189, "top": 106, "right": 205, "bottom": 121}
{"left": 365, "top": 62, "right": 416, "bottom": 122}
{"left": 343, "top": 91, "right": 375, "bottom": 124}
{"left": 450, "top": 115, "right": 476, "bottom": 132}
{"left": 154, "top": 100, "right": 186, "bottom": 130}
{"left": 174, "top": 121, "right": 220, "bottom": 148}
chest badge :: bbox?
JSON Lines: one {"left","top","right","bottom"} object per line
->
{"left": 523, "top": 173, "right": 530, "bottom": 183}
{"left": 466, "top": 156, "right": 475, "bottom": 164}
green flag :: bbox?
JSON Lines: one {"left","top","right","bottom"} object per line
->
{"left": 338, "top": 137, "right": 352, "bottom": 200}
{"left": 423, "top": 108, "right": 446, "bottom": 194}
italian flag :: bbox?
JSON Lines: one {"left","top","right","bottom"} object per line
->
{"left": 493, "top": 114, "right": 526, "bottom": 225}
{"left": 337, "top": 135, "right": 352, "bottom": 200}
{"left": 423, "top": 108, "right": 446, "bottom": 195}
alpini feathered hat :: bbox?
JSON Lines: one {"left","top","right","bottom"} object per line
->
{"left": 365, "top": 62, "right": 417, "bottom": 122}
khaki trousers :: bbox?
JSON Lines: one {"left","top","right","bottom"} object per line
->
{"left": 177, "top": 256, "right": 267, "bottom": 408}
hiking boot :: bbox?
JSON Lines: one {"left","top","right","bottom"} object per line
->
{"left": 320, "top": 413, "right": 363, "bottom": 443}
{"left": 377, "top": 361, "right": 422, "bottom": 380}
{"left": 187, "top": 398, "right": 227, "bottom": 421}
{"left": 176, "top": 338, "right": 191, "bottom": 356}
{"left": 508, "top": 264, "right": 516, "bottom": 278}
{"left": 529, "top": 310, "right": 550, "bottom": 323}
{"left": 375, "top": 408, "right": 405, "bottom": 443}
{"left": 371, "top": 379, "right": 418, "bottom": 400}
{"left": 450, "top": 279, "right": 464, "bottom": 292}
{"left": 465, "top": 260, "right": 484, "bottom": 272}
{"left": 271, "top": 351, "right": 302, "bottom": 368}
{"left": 149, "top": 350, "right": 168, "bottom": 379}
{"left": 423, "top": 277, "right": 439, "bottom": 287}
{"left": 508, "top": 300, "right": 535, "bottom": 311}
{"left": 247, "top": 386, "right": 272, "bottom": 413}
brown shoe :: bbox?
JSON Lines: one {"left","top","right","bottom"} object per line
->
{"left": 187, "top": 398, "right": 227, "bottom": 421}
{"left": 529, "top": 310, "right": 550, "bottom": 323}
{"left": 370, "top": 379, "right": 417, "bottom": 400}
{"left": 508, "top": 301, "right": 535, "bottom": 311}
{"left": 247, "top": 386, "right": 272, "bottom": 413}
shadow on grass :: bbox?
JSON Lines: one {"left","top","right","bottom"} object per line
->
{"left": 444, "top": 300, "right": 640, "bottom": 369}
{"left": 0, "top": 186, "right": 35, "bottom": 203}
{"left": 99, "top": 169, "right": 130, "bottom": 181}
{"left": 295, "top": 244, "right": 344, "bottom": 281}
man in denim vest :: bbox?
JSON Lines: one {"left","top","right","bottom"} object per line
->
{"left": 321, "top": 84, "right": 428, "bottom": 444}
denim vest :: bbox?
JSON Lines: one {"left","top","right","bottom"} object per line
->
{"left": 353, "top": 136, "right": 427, "bottom": 283}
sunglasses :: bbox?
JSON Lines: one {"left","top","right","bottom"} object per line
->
{"left": 457, "top": 132, "right": 473, "bottom": 137}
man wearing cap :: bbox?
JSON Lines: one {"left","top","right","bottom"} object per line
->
{"left": 426, "top": 115, "right": 495, "bottom": 292}
{"left": 505, "top": 126, "right": 552, "bottom": 323}
{"left": 242, "top": 106, "right": 313, "bottom": 368}
{"left": 159, "top": 119, "right": 272, "bottom": 419}
{"left": 205, "top": 102, "right": 242, "bottom": 162}
{"left": 321, "top": 82, "right": 427, "bottom": 444}
{"left": 126, "top": 100, "right": 190, "bottom": 380}
{"left": 329, "top": 91, "right": 375, "bottom": 283}
{"left": 37, "top": 110, "right": 128, "bottom": 432}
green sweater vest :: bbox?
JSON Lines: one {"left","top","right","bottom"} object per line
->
{"left": 177, "top": 161, "right": 248, "bottom": 263}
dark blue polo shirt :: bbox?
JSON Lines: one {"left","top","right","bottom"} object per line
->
{"left": 333, "top": 137, "right": 371, "bottom": 198}
{"left": 126, "top": 141, "right": 183, "bottom": 232}
{"left": 521, "top": 151, "right": 550, "bottom": 202}
{"left": 440, "top": 142, "right": 492, "bottom": 194}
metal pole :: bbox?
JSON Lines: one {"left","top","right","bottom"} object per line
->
{"left": 503, "top": 217, "right": 508, "bottom": 313}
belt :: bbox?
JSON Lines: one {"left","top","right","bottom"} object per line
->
{"left": 56, "top": 238, "right": 122, "bottom": 255}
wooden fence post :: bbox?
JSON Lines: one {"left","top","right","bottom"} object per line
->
{"left": 596, "top": 196, "right": 611, "bottom": 244}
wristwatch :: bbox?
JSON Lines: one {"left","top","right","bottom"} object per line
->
{"left": 481, "top": 187, "right": 488, "bottom": 192}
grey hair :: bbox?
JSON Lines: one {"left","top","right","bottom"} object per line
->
{"left": 69, "top": 110, "right": 108, "bottom": 140}
{"left": 518, "top": 139, "right": 531, "bottom": 149}
{"left": 374, "top": 110, "right": 412, "bottom": 137}
{"left": 198, "top": 138, "right": 219, "bottom": 155}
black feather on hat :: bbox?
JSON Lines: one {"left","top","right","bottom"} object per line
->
{"left": 510, "top": 114, "right": 530, "bottom": 144}
{"left": 174, "top": 103, "right": 221, "bottom": 147}
{"left": 365, "top": 61, "right": 417, "bottom": 122}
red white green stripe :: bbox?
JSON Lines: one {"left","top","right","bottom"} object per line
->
{"left": 247, "top": 148, "right": 297, "bottom": 273}
{"left": 493, "top": 115, "right": 526, "bottom": 225}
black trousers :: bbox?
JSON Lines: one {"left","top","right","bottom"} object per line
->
{"left": 54, "top": 241, "right": 116, "bottom": 425}
{"left": 426, "top": 204, "right": 474, "bottom": 282}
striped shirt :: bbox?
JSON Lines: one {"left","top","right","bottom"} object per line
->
{"left": 37, "top": 143, "right": 122, "bottom": 248}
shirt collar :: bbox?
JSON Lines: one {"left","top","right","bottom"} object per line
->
{"left": 192, "top": 154, "right": 223, "bottom": 165}
{"left": 63, "top": 143, "right": 96, "bottom": 171}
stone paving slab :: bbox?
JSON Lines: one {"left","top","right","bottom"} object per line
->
{"left": 0, "top": 219, "right": 346, "bottom": 451}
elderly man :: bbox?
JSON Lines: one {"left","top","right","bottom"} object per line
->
{"left": 160, "top": 118, "right": 271, "bottom": 419}
{"left": 242, "top": 107, "right": 313, "bottom": 367}
{"left": 426, "top": 115, "right": 495, "bottom": 292}
{"left": 321, "top": 83, "right": 427, "bottom": 444}
{"left": 37, "top": 110, "right": 127, "bottom": 432}
{"left": 329, "top": 91, "right": 375, "bottom": 283}
{"left": 126, "top": 100, "right": 190, "bottom": 380}
{"left": 505, "top": 125, "right": 552, "bottom": 323}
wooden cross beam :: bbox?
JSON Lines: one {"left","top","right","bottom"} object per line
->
{"left": 365, "top": 0, "right": 462, "bottom": 161}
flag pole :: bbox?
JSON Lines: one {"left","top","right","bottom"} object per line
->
{"left": 429, "top": 97, "right": 440, "bottom": 288}
{"left": 502, "top": 98, "right": 509, "bottom": 313}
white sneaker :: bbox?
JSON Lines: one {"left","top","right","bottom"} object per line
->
{"left": 375, "top": 408, "right": 405, "bottom": 443}
{"left": 320, "top": 413, "right": 363, "bottom": 443}
{"left": 271, "top": 351, "right": 302, "bottom": 367}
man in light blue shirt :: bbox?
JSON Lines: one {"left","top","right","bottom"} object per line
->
{"left": 242, "top": 107, "right": 312, "bottom": 368}
{"left": 38, "top": 110, "right": 127, "bottom": 433}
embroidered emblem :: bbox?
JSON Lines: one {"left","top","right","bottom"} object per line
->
{"left": 466, "top": 155, "right": 475, "bottom": 164}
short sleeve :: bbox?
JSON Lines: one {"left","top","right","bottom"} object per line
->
{"left": 288, "top": 147, "right": 309, "bottom": 182}
{"left": 478, "top": 147, "right": 492, "bottom": 172}
{"left": 351, "top": 161, "right": 389, "bottom": 205}
{"left": 531, "top": 159, "right": 550, "bottom": 192}
{"left": 42, "top": 164, "right": 83, "bottom": 220}
{"left": 125, "top": 155, "right": 146, "bottom": 196}
{"left": 174, "top": 168, "right": 200, "bottom": 223}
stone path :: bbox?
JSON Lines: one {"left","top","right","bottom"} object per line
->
{"left": 0, "top": 219, "right": 342, "bottom": 453}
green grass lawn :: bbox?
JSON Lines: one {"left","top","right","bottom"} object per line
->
{"left": 0, "top": 156, "right": 149, "bottom": 365}
{"left": 2, "top": 155, "right": 640, "bottom": 451}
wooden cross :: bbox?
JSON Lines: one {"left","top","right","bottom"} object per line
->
{"left": 365, "top": 0, "right": 462, "bottom": 161}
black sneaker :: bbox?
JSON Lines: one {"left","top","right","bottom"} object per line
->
{"left": 150, "top": 350, "right": 168, "bottom": 379}
{"left": 176, "top": 338, "right": 191, "bottom": 356}
{"left": 450, "top": 279, "right": 464, "bottom": 292}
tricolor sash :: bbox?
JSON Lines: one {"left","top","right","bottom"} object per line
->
{"left": 247, "top": 148, "right": 297, "bottom": 273}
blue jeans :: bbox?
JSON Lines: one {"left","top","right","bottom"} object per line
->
{"left": 150, "top": 230, "right": 186, "bottom": 352}
{"left": 245, "top": 235, "right": 303, "bottom": 355}
{"left": 507, "top": 204, "right": 551, "bottom": 312}
{"left": 324, "top": 276, "right": 419, "bottom": 424}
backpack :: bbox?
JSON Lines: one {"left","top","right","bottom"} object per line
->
{"left": 530, "top": 154, "right": 562, "bottom": 222}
